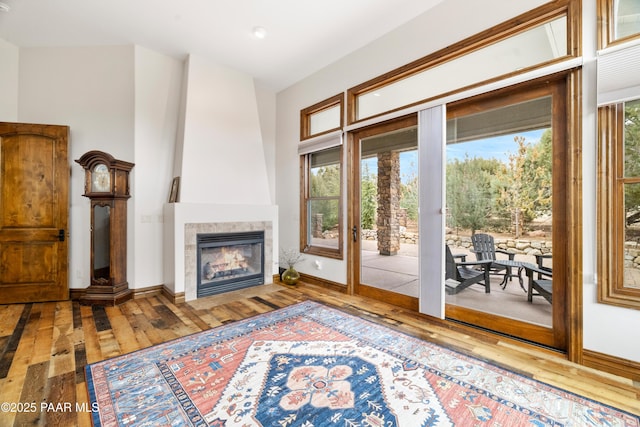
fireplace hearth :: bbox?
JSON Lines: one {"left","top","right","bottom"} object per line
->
{"left": 196, "top": 231, "right": 265, "bottom": 297}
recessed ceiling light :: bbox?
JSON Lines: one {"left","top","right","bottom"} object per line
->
{"left": 0, "top": 3, "right": 10, "bottom": 12}
{"left": 252, "top": 26, "right": 267, "bottom": 39}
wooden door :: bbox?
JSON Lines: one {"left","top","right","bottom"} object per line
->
{"left": 0, "top": 123, "right": 69, "bottom": 303}
{"left": 348, "top": 115, "right": 420, "bottom": 312}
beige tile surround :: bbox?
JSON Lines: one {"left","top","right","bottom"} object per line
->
{"left": 184, "top": 221, "right": 273, "bottom": 301}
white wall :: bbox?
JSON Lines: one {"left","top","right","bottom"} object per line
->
{"left": 16, "top": 45, "right": 135, "bottom": 290}
{"left": 176, "top": 55, "right": 272, "bottom": 205}
{"left": 133, "top": 46, "right": 184, "bottom": 289}
{"left": 276, "top": 0, "right": 640, "bottom": 364}
{"left": 0, "top": 39, "right": 18, "bottom": 121}
{"left": 255, "top": 82, "right": 277, "bottom": 205}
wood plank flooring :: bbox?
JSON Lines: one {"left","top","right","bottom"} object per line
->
{"left": 0, "top": 282, "right": 638, "bottom": 426}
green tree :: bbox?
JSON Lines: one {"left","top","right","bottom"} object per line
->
{"left": 446, "top": 156, "right": 502, "bottom": 234}
{"left": 361, "top": 162, "right": 377, "bottom": 229}
{"left": 400, "top": 175, "right": 419, "bottom": 221}
{"left": 624, "top": 99, "right": 640, "bottom": 226}
{"left": 310, "top": 164, "right": 340, "bottom": 231}
{"left": 399, "top": 151, "right": 419, "bottom": 221}
{"left": 495, "top": 132, "right": 552, "bottom": 232}
{"left": 523, "top": 130, "right": 552, "bottom": 217}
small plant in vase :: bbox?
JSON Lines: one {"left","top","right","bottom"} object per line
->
{"left": 280, "top": 248, "right": 304, "bottom": 286}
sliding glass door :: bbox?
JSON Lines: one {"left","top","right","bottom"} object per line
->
{"left": 443, "top": 78, "right": 568, "bottom": 350}
{"left": 347, "top": 78, "right": 569, "bottom": 350}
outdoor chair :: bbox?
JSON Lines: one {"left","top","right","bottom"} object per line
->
{"left": 523, "top": 264, "right": 552, "bottom": 304}
{"left": 445, "top": 245, "right": 492, "bottom": 295}
{"left": 471, "top": 233, "right": 516, "bottom": 286}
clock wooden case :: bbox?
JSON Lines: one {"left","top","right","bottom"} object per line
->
{"left": 76, "top": 150, "right": 134, "bottom": 305}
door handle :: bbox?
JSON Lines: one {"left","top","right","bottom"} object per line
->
{"left": 57, "top": 229, "right": 65, "bottom": 242}
{"left": 352, "top": 226, "right": 358, "bottom": 242}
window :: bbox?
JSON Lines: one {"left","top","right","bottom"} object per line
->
{"left": 300, "top": 94, "right": 345, "bottom": 259}
{"left": 300, "top": 146, "right": 343, "bottom": 259}
{"left": 300, "top": 94, "right": 343, "bottom": 140}
{"left": 599, "top": 0, "right": 640, "bottom": 48}
{"left": 349, "top": 3, "right": 575, "bottom": 123}
{"left": 598, "top": 98, "right": 640, "bottom": 309}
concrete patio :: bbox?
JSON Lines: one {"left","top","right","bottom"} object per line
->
{"left": 360, "top": 240, "right": 553, "bottom": 327}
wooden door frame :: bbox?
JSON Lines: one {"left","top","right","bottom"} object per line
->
{"left": 443, "top": 71, "right": 581, "bottom": 356}
{"left": 347, "top": 115, "right": 419, "bottom": 311}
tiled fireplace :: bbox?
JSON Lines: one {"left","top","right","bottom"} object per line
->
{"left": 196, "top": 230, "right": 265, "bottom": 297}
{"left": 163, "top": 202, "right": 278, "bottom": 302}
{"left": 182, "top": 220, "right": 274, "bottom": 301}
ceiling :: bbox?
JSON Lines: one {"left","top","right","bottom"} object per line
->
{"left": 0, "top": 0, "right": 444, "bottom": 91}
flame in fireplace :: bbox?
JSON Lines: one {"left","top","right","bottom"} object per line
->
{"left": 202, "top": 246, "right": 250, "bottom": 280}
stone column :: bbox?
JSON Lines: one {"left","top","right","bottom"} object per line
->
{"left": 312, "top": 213, "right": 323, "bottom": 238}
{"left": 377, "top": 151, "right": 401, "bottom": 255}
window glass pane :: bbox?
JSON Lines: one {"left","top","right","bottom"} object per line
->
{"left": 624, "top": 99, "right": 640, "bottom": 177}
{"left": 308, "top": 199, "right": 340, "bottom": 249}
{"left": 445, "top": 96, "right": 553, "bottom": 327}
{"left": 357, "top": 16, "right": 567, "bottom": 121}
{"left": 624, "top": 182, "right": 640, "bottom": 289}
{"left": 615, "top": 0, "right": 640, "bottom": 40}
{"left": 310, "top": 104, "right": 341, "bottom": 136}
{"left": 310, "top": 147, "right": 341, "bottom": 197}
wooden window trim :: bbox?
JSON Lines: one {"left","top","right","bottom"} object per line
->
{"left": 300, "top": 93, "right": 344, "bottom": 141}
{"left": 347, "top": 1, "right": 579, "bottom": 125}
{"left": 597, "top": 103, "right": 640, "bottom": 309}
{"left": 299, "top": 148, "right": 344, "bottom": 260}
{"left": 598, "top": 0, "right": 614, "bottom": 49}
{"left": 597, "top": 0, "right": 640, "bottom": 50}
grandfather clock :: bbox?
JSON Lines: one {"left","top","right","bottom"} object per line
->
{"left": 76, "top": 151, "right": 134, "bottom": 306}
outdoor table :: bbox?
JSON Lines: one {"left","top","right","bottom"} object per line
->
{"left": 493, "top": 259, "right": 537, "bottom": 291}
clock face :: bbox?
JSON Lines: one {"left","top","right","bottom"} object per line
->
{"left": 91, "top": 163, "right": 111, "bottom": 192}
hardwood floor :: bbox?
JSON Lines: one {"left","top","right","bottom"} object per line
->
{"left": 0, "top": 282, "right": 638, "bottom": 426}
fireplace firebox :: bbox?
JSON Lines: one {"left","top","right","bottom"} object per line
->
{"left": 196, "top": 231, "right": 264, "bottom": 297}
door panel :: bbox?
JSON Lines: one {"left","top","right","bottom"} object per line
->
{"left": 0, "top": 123, "right": 69, "bottom": 303}
{"left": 443, "top": 79, "right": 567, "bottom": 350}
{"left": 349, "top": 115, "right": 419, "bottom": 311}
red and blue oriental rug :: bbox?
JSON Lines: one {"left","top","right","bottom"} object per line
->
{"left": 85, "top": 301, "right": 639, "bottom": 426}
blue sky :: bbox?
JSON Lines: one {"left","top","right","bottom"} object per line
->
{"left": 446, "top": 129, "right": 544, "bottom": 163}
{"left": 361, "top": 129, "right": 545, "bottom": 183}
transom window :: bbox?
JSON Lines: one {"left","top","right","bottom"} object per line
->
{"left": 599, "top": 0, "right": 640, "bottom": 48}
{"left": 300, "top": 94, "right": 343, "bottom": 140}
{"left": 349, "top": 8, "right": 571, "bottom": 123}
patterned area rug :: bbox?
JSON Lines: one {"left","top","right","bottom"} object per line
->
{"left": 86, "top": 301, "right": 639, "bottom": 426}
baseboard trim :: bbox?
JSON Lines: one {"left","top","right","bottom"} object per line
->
{"left": 69, "top": 288, "right": 85, "bottom": 301}
{"left": 299, "top": 272, "right": 347, "bottom": 293}
{"left": 162, "top": 286, "right": 185, "bottom": 304}
{"left": 132, "top": 284, "right": 164, "bottom": 299}
{"left": 583, "top": 349, "right": 640, "bottom": 382}
{"left": 70, "top": 284, "right": 185, "bottom": 305}
{"left": 273, "top": 273, "right": 347, "bottom": 293}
